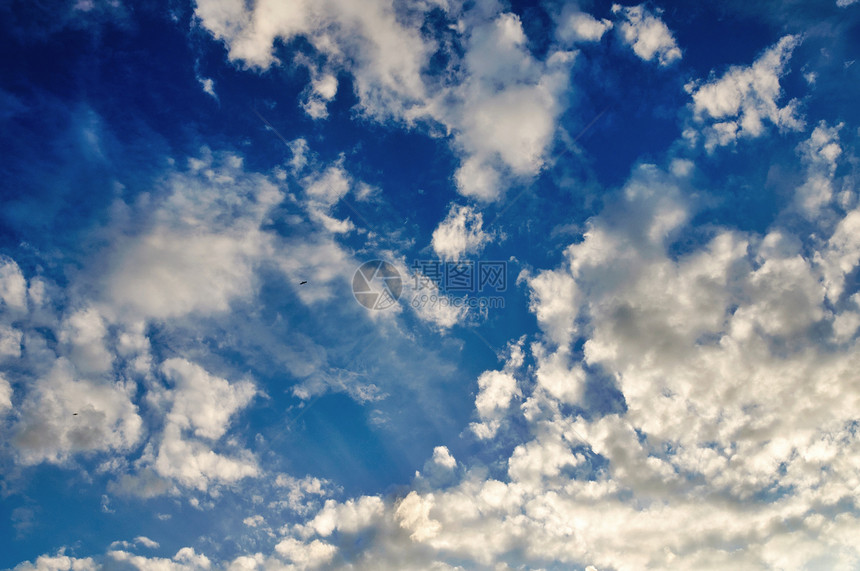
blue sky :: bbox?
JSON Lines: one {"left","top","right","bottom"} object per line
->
{"left": 2, "top": 0, "right": 860, "bottom": 569}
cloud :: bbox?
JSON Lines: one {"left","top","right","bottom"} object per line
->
{"left": 108, "top": 547, "right": 211, "bottom": 570}
{"left": 409, "top": 280, "right": 469, "bottom": 330}
{"left": 128, "top": 161, "right": 860, "bottom": 569}
{"left": 108, "top": 536, "right": 159, "bottom": 550}
{"left": 470, "top": 339, "right": 524, "bottom": 439}
{"left": 300, "top": 63, "right": 339, "bottom": 119}
{"left": 193, "top": 0, "right": 431, "bottom": 121}
{"left": 160, "top": 358, "right": 256, "bottom": 440}
{"left": 687, "top": 35, "right": 804, "bottom": 150}
{"left": 794, "top": 121, "right": 844, "bottom": 217}
{"left": 300, "top": 164, "right": 355, "bottom": 233}
{"left": 612, "top": 3, "right": 681, "bottom": 66}
{"left": 0, "top": 324, "right": 22, "bottom": 360}
{"left": 430, "top": 204, "right": 491, "bottom": 261}
{"left": 118, "top": 359, "right": 259, "bottom": 495}
{"left": 274, "top": 537, "right": 337, "bottom": 568}
{"left": 105, "top": 152, "right": 284, "bottom": 321}
{"left": 557, "top": 10, "right": 612, "bottom": 44}
{"left": 0, "top": 374, "right": 11, "bottom": 413}
{"left": 448, "top": 13, "right": 575, "bottom": 200}
{"left": 273, "top": 474, "right": 331, "bottom": 515}
{"left": 197, "top": 75, "right": 218, "bottom": 99}
{"left": 0, "top": 256, "right": 28, "bottom": 313}
{"left": 58, "top": 307, "right": 113, "bottom": 375}
{"left": 13, "top": 551, "right": 97, "bottom": 571}
{"left": 192, "top": 1, "right": 576, "bottom": 201}
{"left": 13, "top": 358, "right": 143, "bottom": 465}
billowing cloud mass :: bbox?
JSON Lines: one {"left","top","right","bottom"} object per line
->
{"left": 612, "top": 3, "right": 681, "bottom": 66}
{"left": 5, "top": 1, "right": 860, "bottom": 570}
{"left": 557, "top": 10, "right": 612, "bottom": 44}
{"left": 687, "top": 35, "right": 804, "bottom": 150}
{"left": 192, "top": 0, "right": 576, "bottom": 201}
{"left": 106, "top": 152, "right": 283, "bottom": 320}
{"left": 431, "top": 204, "right": 490, "bottom": 261}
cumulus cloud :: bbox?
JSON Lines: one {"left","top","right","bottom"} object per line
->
{"left": 193, "top": 0, "right": 431, "bottom": 121}
{"left": 108, "top": 536, "right": 159, "bottom": 550}
{"left": 687, "top": 35, "right": 804, "bottom": 150}
{"left": 192, "top": 0, "right": 576, "bottom": 201}
{"left": 794, "top": 121, "right": 844, "bottom": 217}
{"left": 470, "top": 339, "right": 524, "bottom": 439}
{"left": 612, "top": 3, "right": 681, "bottom": 66}
{"left": 0, "top": 256, "right": 28, "bottom": 313}
{"left": 13, "top": 551, "right": 97, "bottom": 571}
{"left": 13, "top": 358, "right": 143, "bottom": 465}
{"left": 430, "top": 204, "right": 491, "bottom": 261}
{"left": 108, "top": 547, "right": 211, "bottom": 570}
{"left": 106, "top": 152, "right": 283, "bottom": 321}
{"left": 0, "top": 324, "right": 22, "bottom": 360}
{"left": 58, "top": 307, "right": 113, "bottom": 375}
{"left": 557, "top": 10, "right": 612, "bottom": 44}
{"left": 272, "top": 474, "right": 331, "bottom": 515}
{"left": 448, "top": 13, "right": 575, "bottom": 200}
{"left": 300, "top": 164, "right": 355, "bottom": 233}
{"left": 117, "top": 359, "right": 259, "bottom": 495}
{"left": 126, "top": 161, "right": 860, "bottom": 569}
{"left": 0, "top": 374, "right": 12, "bottom": 413}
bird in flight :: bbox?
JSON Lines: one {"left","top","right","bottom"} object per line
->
{"left": 300, "top": 281, "right": 307, "bottom": 285}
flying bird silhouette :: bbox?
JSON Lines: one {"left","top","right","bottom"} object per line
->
{"left": 300, "top": 281, "right": 307, "bottom": 285}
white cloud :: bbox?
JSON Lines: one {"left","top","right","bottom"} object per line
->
{"left": 106, "top": 152, "right": 283, "bottom": 321}
{"left": 108, "top": 536, "right": 160, "bottom": 551}
{"left": 175, "top": 162, "right": 860, "bottom": 569}
{"left": 301, "top": 495, "right": 385, "bottom": 537}
{"left": 273, "top": 474, "right": 330, "bottom": 515}
{"left": 58, "top": 307, "right": 113, "bottom": 375}
{"left": 194, "top": 0, "right": 431, "bottom": 121}
{"left": 470, "top": 339, "right": 523, "bottom": 439}
{"left": 448, "top": 13, "right": 575, "bottom": 200}
{"left": 0, "top": 374, "right": 12, "bottom": 413}
{"left": 128, "top": 359, "right": 259, "bottom": 494}
{"left": 0, "top": 324, "right": 23, "bottom": 360}
{"left": 452, "top": 156, "right": 501, "bottom": 202}
{"left": 612, "top": 4, "right": 681, "bottom": 66}
{"left": 430, "top": 204, "right": 490, "bottom": 261}
{"left": 470, "top": 370, "right": 520, "bottom": 439}
{"left": 409, "top": 280, "right": 469, "bottom": 330}
{"left": 13, "top": 358, "right": 143, "bottom": 465}
{"left": 688, "top": 35, "right": 804, "bottom": 150}
{"left": 0, "top": 255, "right": 28, "bottom": 313}
{"left": 794, "top": 121, "right": 844, "bottom": 217}
{"left": 301, "top": 164, "right": 355, "bottom": 233}
{"left": 557, "top": 10, "right": 612, "bottom": 44}
{"left": 818, "top": 208, "right": 860, "bottom": 303}
{"left": 13, "top": 551, "right": 98, "bottom": 571}
{"left": 193, "top": 1, "right": 576, "bottom": 201}
{"left": 300, "top": 65, "right": 339, "bottom": 119}
{"left": 274, "top": 537, "right": 337, "bottom": 568}
{"left": 197, "top": 74, "right": 217, "bottom": 99}
{"left": 108, "top": 547, "right": 211, "bottom": 570}
{"left": 161, "top": 358, "right": 256, "bottom": 440}
{"left": 243, "top": 514, "right": 266, "bottom": 527}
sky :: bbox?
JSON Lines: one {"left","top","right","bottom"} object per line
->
{"left": 2, "top": 0, "right": 860, "bottom": 569}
